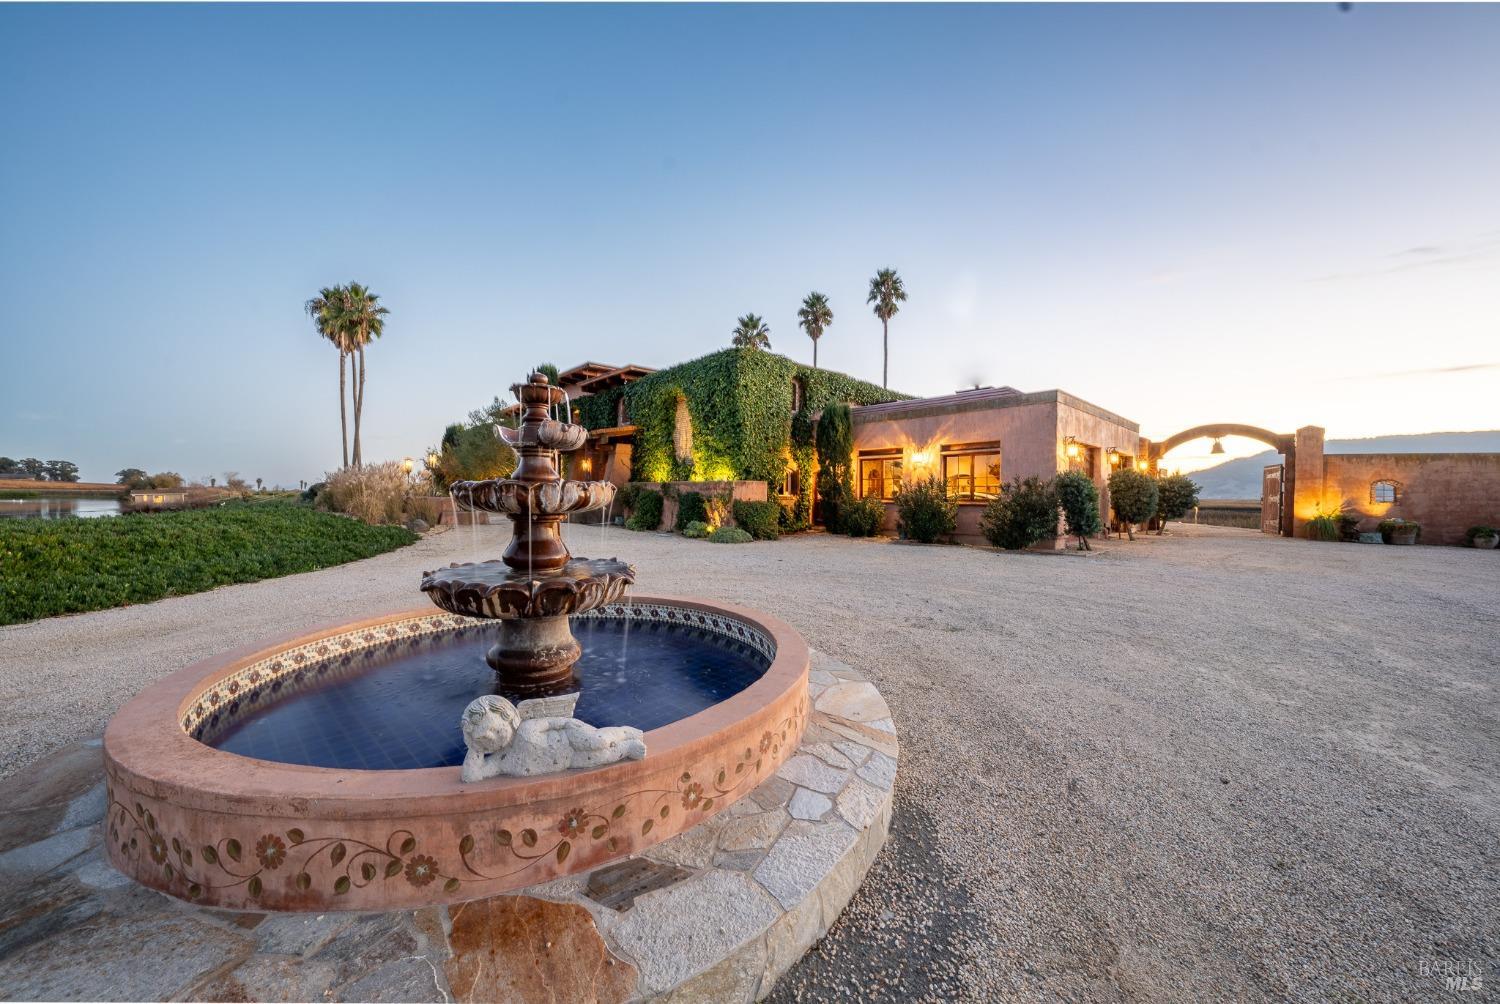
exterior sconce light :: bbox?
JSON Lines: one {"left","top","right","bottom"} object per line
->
{"left": 910, "top": 451, "right": 931, "bottom": 466}
{"left": 580, "top": 458, "right": 593, "bottom": 474}
{"left": 1063, "top": 437, "right": 1081, "bottom": 459}
{"left": 1106, "top": 448, "right": 1120, "bottom": 466}
{"left": 1136, "top": 459, "right": 1149, "bottom": 472}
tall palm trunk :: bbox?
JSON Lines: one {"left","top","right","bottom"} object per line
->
{"left": 338, "top": 352, "right": 349, "bottom": 469}
{"left": 882, "top": 318, "right": 889, "bottom": 388}
{"left": 352, "top": 346, "right": 366, "bottom": 467}
{"left": 813, "top": 338, "right": 818, "bottom": 369}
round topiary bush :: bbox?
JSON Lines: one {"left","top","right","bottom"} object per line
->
{"left": 1053, "top": 470, "right": 1101, "bottom": 550}
{"left": 1107, "top": 468, "right": 1158, "bottom": 540}
{"left": 625, "top": 489, "right": 663, "bottom": 531}
{"left": 708, "top": 526, "right": 753, "bottom": 544}
{"left": 891, "top": 476, "right": 956, "bottom": 543}
{"left": 841, "top": 496, "right": 885, "bottom": 537}
{"left": 681, "top": 520, "right": 709, "bottom": 539}
{"left": 980, "top": 476, "right": 1059, "bottom": 550}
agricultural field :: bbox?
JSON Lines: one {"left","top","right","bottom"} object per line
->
{"left": 0, "top": 501, "right": 414, "bottom": 625}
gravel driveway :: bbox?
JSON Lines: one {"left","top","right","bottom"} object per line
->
{"left": 2, "top": 522, "right": 1496, "bottom": 1001}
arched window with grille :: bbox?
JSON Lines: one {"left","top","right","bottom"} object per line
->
{"left": 1370, "top": 479, "right": 1401, "bottom": 504}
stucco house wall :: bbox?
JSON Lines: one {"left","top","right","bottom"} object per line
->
{"left": 849, "top": 389, "right": 1140, "bottom": 544}
{"left": 1318, "top": 453, "right": 1500, "bottom": 546}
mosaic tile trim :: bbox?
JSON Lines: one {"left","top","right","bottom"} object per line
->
{"left": 182, "top": 604, "right": 778, "bottom": 743}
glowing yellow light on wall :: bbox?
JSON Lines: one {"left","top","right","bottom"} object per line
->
{"left": 580, "top": 458, "right": 593, "bottom": 474}
{"left": 1063, "top": 437, "right": 1081, "bottom": 459}
{"left": 1136, "top": 459, "right": 1149, "bottom": 472}
{"left": 910, "top": 451, "right": 931, "bottom": 466}
{"left": 1107, "top": 448, "right": 1120, "bottom": 466}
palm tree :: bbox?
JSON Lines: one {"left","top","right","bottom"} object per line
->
{"left": 731, "top": 313, "right": 771, "bottom": 350}
{"left": 306, "top": 285, "right": 353, "bottom": 468}
{"left": 796, "top": 292, "right": 833, "bottom": 368}
{"left": 866, "top": 268, "right": 907, "bottom": 388}
{"left": 341, "top": 282, "right": 389, "bottom": 467}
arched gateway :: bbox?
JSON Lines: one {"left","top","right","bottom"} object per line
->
{"left": 1142, "top": 424, "right": 1297, "bottom": 537}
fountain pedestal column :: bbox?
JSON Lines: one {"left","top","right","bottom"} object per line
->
{"left": 485, "top": 616, "right": 582, "bottom": 696}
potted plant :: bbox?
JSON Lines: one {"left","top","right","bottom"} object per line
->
{"left": 1465, "top": 526, "right": 1498, "bottom": 550}
{"left": 1378, "top": 518, "right": 1420, "bottom": 545}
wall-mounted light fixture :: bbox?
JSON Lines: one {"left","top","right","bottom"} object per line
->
{"left": 580, "top": 457, "right": 593, "bottom": 474}
{"left": 1136, "top": 459, "right": 1149, "bottom": 472}
{"left": 910, "top": 450, "right": 931, "bottom": 466}
{"left": 1063, "top": 437, "right": 1081, "bottom": 459}
{"left": 1106, "top": 448, "right": 1120, "bottom": 466}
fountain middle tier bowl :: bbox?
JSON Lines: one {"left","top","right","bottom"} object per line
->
{"left": 420, "top": 556, "right": 634, "bottom": 619}
{"left": 449, "top": 478, "right": 615, "bottom": 517}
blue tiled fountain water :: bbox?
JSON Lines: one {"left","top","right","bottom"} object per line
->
{"left": 208, "top": 618, "right": 770, "bottom": 771}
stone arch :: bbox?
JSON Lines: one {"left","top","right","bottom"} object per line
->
{"left": 1144, "top": 423, "right": 1298, "bottom": 537}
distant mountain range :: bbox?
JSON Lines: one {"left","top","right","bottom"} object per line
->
{"left": 1183, "top": 431, "right": 1500, "bottom": 500}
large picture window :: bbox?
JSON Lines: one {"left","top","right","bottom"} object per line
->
{"left": 859, "top": 455, "right": 902, "bottom": 501}
{"left": 943, "top": 450, "right": 1001, "bottom": 501}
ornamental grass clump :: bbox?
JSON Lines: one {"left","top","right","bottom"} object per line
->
{"left": 980, "top": 476, "right": 1059, "bottom": 550}
{"left": 1054, "top": 470, "right": 1102, "bottom": 550}
{"left": 319, "top": 461, "right": 408, "bottom": 525}
{"left": 892, "top": 476, "right": 956, "bottom": 543}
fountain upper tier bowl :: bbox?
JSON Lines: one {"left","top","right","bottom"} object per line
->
{"left": 449, "top": 477, "right": 615, "bottom": 518}
{"left": 420, "top": 557, "right": 634, "bottom": 620}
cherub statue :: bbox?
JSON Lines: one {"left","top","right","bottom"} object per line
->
{"left": 459, "top": 693, "right": 647, "bottom": 782}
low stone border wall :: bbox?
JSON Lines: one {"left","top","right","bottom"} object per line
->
{"left": 0, "top": 650, "right": 896, "bottom": 1002}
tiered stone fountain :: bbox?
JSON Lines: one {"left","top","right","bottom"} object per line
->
{"left": 420, "top": 372, "right": 633, "bottom": 698}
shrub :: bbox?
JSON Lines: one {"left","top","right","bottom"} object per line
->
{"left": 675, "top": 491, "right": 708, "bottom": 531}
{"left": 704, "top": 491, "right": 732, "bottom": 529}
{"left": 732, "top": 500, "right": 781, "bottom": 540}
{"left": 708, "top": 526, "right": 753, "bottom": 544}
{"left": 681, "top": 520, "right": 710, "bottom": 539}
{"left": 980, "top": 476, "right": 1059, "bottom": 550}
{"left": 777, "top": 499, "right": 807, "bottom": 534}
{"left": 1107, "top": 469, "right": 1158, "bottom": 540}
{"left": 625, "top": 489, "right": 663, "bottom": 531}
{"left": 1378, "top": 518, "right": 1420, "bottom": 543}
{"left": 1465, "top": 525, "right": 1497, "bottom": 546}
{"left": 841, "top": 495, "right": 886, "bottom": 538}
{"left": 1336, "top": 512, "right": 1362, "bottom": 542}
{"left": 0, "top": 502, "right": 414, "bottom": 625}
{"left": 319, "top": 462, "right": 407, "bottom": 525}
{"left": 615, "top": 482, "right": 644, "bottom": 514}
{"left": 301, "top": 481, "right": 326, "bottom": 504}
{"left": 1053, "top": 470, "right": 1102, "bottom": 550}
{"left": 815, "top": 403, "right": 855, "bottom": 532}
{"left": 1154, "top": 473, "right": 1201, "bottom": 534}
{"left": 891, "top": 476, "right": 956, "bottom": 543}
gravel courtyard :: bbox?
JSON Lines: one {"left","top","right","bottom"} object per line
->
{"left": 2, "top": 522, "right": 1496, "bottom": 1001}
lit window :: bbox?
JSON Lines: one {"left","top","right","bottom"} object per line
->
{"left": 859, "top": 455, "right": 902, "bottom": 501}
{"left": 1370, "top": 480, "right": 1400, "bottom": 504}
{"left": 781, "top": 467, "right": 800, "bottom": 498}
{"left": 943, "top": 451, "right": 1001, "bottom": 501}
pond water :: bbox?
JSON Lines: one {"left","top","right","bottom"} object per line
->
{"left": 0, "top": 494, "right": 123, "bottom": 519}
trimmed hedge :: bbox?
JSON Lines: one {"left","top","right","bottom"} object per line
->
{"left": 981, "top": 476, "right": 1059, "bottom": 550}
{"left": 0, "top": 502, "right": 415, "bottom": 625}
{"left": 625, "top": 490, "right": 663, "bottom": 531}
{"left": 675, "top": 491, "right": 709, "bottom": 531}
{"left": 731, "top": 500, "right": 780, "bottom": 540}
{"left": 708, "top": 526, "right": 753, "bottom": 544}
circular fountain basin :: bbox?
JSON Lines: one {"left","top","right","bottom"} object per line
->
{"left": 103, "top": 597, "right": 809, "bottom": 912}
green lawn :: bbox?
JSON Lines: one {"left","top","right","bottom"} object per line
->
{"left": 0, "top": 502, "right": 416, "bottom": 625}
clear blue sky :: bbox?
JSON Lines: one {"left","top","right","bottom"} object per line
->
{"left": 3, "top": 3, "right": 1497, "bottom": 484}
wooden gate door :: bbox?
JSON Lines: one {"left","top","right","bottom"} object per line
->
{"left": 1261, "top": 464, "right": 1284, "bottom": 535}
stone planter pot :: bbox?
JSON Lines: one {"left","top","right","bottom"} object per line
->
{"left": 1472, "top": 534, "right": 1499, "bottom": 550}
{"left": 1384, "top": 527, "right": 1419, "bottom": 546}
